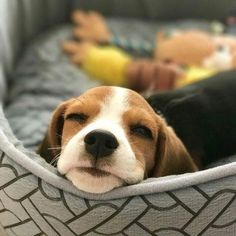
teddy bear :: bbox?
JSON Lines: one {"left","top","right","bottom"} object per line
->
{"left": 155, "top": 30, "right": 236, "bottom": 85}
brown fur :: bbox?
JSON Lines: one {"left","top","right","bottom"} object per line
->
{"left": 38, "top": 87, "right": 111, "bottom": 161}
{"left": 152, "top": 116, "right": 198, "bottom": 176}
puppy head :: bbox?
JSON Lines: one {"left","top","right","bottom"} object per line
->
{"left": 39, "top": 86, "right": 197, "bottom": 193}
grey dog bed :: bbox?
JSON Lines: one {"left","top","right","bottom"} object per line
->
{"left": 1, "top": 1, "right": 236, "bottom": 235}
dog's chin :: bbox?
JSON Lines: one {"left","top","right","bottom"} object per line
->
{"left": 66, "top": 168, "right": 124, "bottom": 193}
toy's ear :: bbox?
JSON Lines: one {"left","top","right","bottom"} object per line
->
{"left": 37, "top": 100, "right": 71, "bottom": 163}
{"left": 152, "top": 117, "right": 198, "bottom": 177}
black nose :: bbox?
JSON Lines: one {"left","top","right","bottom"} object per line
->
{"left": 84, "top": 130, "right": 119, "bottom": 158}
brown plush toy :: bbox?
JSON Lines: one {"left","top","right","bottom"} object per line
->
{"left": 62, "top": 10, "right": 182, "bottom": 92}
{"left": 154, "top": 30, "right": 236, "bottom": 86}
{"left": 71, "top": 10, "right": 112, "bottom": 44}
{"left": 155, "top": 30, "right": 236, "bottom": 70}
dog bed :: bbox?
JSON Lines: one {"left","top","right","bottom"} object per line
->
{"left": 1, "top": 1, "right": 236, "bottom": 235}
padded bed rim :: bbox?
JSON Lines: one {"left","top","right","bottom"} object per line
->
{"left": 1, "top": 106, "right": 236, "bottom": 200}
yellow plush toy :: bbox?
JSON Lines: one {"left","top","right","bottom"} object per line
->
{"left": 62, "top": 41, "right": 182, "bottom": 92}
{"left": 62, "top": 10, "right": 183, "bottom": 92}
{"left": 83, "top": 46, "right": 132, "bottom": 86}
{"left": 176, "top": 66, "right": 216, "bottom": 87}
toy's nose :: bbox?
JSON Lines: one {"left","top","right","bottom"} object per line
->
{"left": 84, "top": 129, "right": 119, "bottom": 158}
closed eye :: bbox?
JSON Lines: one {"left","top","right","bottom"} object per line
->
{"left": 130, "top": 124, "right": 153, "bottom": 139}
{"left": 65, "top": 113, "right": 88, "bottom": 124}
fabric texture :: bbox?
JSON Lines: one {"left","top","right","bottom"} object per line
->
{"left": 0, "top": 1, "right": 236, "bottom": 235}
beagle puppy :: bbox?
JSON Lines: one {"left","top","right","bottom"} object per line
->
{"left": 38, "top": 86, "right": 198, "bottom": 193}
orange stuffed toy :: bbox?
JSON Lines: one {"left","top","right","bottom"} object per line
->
{"left": 155, "top": 30, "right": 236, "bottom": 86}
{"left": 155, "top": 30, "right": 236, "bottom": 69}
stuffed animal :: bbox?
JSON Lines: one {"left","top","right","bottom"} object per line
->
{"left": 155, "top": 30, "right": 236, "bottom": 87}
{"left": 71, "top": 10, "right": 154, "bottom": 57}
{"left": 62, "top": 41, "right": 182, "bottom": 92}
{"left": 63, "top": 10, "right": 236, "bottom": 91}
{"left": 63, "top": 10, "right": 182, "bottom": 92}
{"left": 155, "top": 30, "right": 236, "bottom": 70}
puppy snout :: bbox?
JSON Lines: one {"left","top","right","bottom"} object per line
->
{"left": 84, "top": 129, "right": 119, "bottom": 158}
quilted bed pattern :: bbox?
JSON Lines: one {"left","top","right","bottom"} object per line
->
{"left": 1, "top": 150, "right": 236, "bottom": 235}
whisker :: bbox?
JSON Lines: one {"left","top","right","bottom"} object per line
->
{"left": 102, "top": 158, "right": 111, "bottom": 167}
{"left": 49, "top": 146, "right": 65, "bottom": 166}
{"left": 50, "top": 154, "right": 61, "bottom": 165}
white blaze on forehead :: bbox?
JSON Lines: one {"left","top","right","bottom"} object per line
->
{"left": 99, "top": 86, "right": 130, "bottom": 122}
{"left": 61, "top": 87, "right": 131, "bottom": 143}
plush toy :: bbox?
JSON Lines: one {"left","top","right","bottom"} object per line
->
{"left": 63, "top": 10, "right": 182, "bottom": 92}
{"left": 71, "top": 10, "right": 154, "bottom": 56}
{"left": 176, "top": 66, "right": 216, "bottom": 87}
{"left": 155, "top": 30, "right": 236, "bottom": 70}
{"left": 62, "top": 41, "right": 182, "bottom": 92}
{"left": 63, "top": 10, "right": 236, "bottom": 91}
{"left": 155, "top": 30, "right": 236, "bottom": 87}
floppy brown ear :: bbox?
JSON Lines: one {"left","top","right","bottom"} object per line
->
{"left": 152, "top": 117, "right": 198, "bottom": 177}
{"left": 37, "top": 101, "right": 69, "bottom": 163}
